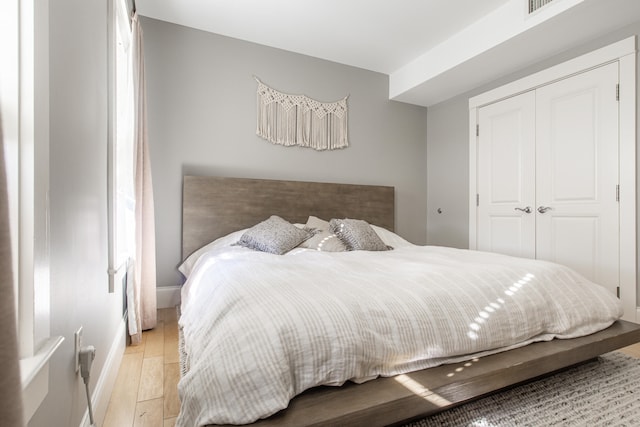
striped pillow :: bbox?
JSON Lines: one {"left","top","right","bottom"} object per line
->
{"left": 299, "top": 216, "right": 347, "bottom": 252}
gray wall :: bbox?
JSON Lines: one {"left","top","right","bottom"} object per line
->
{"left": 426, "top": 99, "right": 470, "bottom": 248}
{"left": 141, "top": 18, "right": 429, "bottom": 287}
{"left": 29, "top": 1, "right": 124, "bottom": 426}
{"left": 427, "top": 21, "right": 640, "bottom": 250}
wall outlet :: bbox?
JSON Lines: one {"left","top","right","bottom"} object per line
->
{"left": 74, "top": 326, "right": 83, "bottom": 373}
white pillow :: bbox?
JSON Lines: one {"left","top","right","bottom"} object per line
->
{"left": 370, "top": 225, "right": 413, "bottom": 248}
{"left": 178, "top": 229, "right": 247, "bottom": 278}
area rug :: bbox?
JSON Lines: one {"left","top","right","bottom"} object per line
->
{"left": 404, "top": 351, "right": 639, "bottom": 427}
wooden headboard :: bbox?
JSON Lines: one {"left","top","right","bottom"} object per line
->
{"left": 182, "top": 176, "right": 395, "bottom": 259}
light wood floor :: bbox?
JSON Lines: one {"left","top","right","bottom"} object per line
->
{"left": 104, "top": 308, "right": 640, "bottom": 427}
{"left": 104, "top": 308, "right": 180, "bottom": 427}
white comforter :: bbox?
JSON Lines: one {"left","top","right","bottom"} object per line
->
{"left": 176, "top": 242, "right": 622, "bottom": 426}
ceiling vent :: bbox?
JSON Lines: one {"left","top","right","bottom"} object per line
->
{"left": 528, "top": 0, "right": 555, "bottom": 14}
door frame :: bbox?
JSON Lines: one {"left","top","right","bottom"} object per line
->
{"left": 468, "top": 36, "right": 637, "bottom": 322}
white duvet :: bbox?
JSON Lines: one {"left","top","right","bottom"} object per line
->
{"left": 176, "top": 234, "right": 622, "bottom": 426}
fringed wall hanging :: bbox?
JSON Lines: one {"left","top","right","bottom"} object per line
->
{"left": 255, "top": 77, "right": 349, "bottom": 151}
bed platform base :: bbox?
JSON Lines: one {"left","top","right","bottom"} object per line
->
{"left": 211, "top": 320, "right": 640, "bottom": 427}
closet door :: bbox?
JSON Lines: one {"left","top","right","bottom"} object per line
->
{"left": 535, "top": 63, "right": 619, "bottom": 295}
{"left": 477, "top": 92, "right": 536, "bottom": 258}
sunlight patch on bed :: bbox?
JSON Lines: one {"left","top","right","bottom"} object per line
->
{"left": 394, "top": 374, "right": 452, "bottom": 407}
{"left": 505, "top": 273, "right": 535, "bottom": 296}
{"left": 449, "top": 273, "right": 538, "bottom": 379}
{"left": 466, "top": 274, "right": 536, "bottom": 342}
{"left": 469, "top": 419, "right": 499, "bottom": 427}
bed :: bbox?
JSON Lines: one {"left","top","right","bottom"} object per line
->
{"left": 177, "top": 175, "right": 640, "bottom": 427}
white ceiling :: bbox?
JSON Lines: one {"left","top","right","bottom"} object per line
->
{"left": 136, "top": 0, "right": 640, "bottom": 107}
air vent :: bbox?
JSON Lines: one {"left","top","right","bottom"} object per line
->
{"left": 528, "top": 0, "right": 555, "bottom": 14}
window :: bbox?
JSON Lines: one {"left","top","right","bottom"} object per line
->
{"left": 109, "top": 0, "right": 135, "bottom": 292}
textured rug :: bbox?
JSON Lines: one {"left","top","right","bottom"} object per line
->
{"left": 404, "top": 351, "right": 640, "bottom": 427}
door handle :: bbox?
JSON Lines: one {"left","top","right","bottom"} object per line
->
{"left": 537, "top": 206, "right": 552, "bottom": 214}
{"left": 515, "top": 206, "right": 532, "bottom": 214}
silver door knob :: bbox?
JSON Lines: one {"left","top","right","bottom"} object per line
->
{"left": 537, "top": 206, "right": 552, "bottom": 213}
{"left": 515, "top": 206, "right": 532, "bottom": 214}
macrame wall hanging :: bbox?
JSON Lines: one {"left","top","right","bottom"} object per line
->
{"left": 255, "top": 77, "right": 349, "bottom": 151}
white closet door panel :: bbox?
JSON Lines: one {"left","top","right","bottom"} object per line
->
{"left": 477, "top": 91, "right": 535, "bottom": 258}
{"left": 550, "top": 93, "right": 597, "bottom": 201}
{"left": 549, "top": 216, "right": 598, "bottom": 280}
{"left": 485, "top": 216, "right": 530, "bottom": 257}
{"left": 535, "top": 62, "right": 619, "bottom": 294}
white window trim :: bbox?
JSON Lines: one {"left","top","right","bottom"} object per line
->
{"left": 108, "top": 0, "right": 119, "bottom": 293}
{"left": 1, "top": 0, "right": 63, "bottom": 421}
{"left": 20, "top": 337, "right": 64, "bottom": 420}
{"left": 468, "top": 36, "right": 637, "bottom": 322}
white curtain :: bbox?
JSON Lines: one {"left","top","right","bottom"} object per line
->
{"left": 0, "top": 113, "right": 24, "bottom": 424}
{"left": 128, "top": 12, "right": 157, "bottom": 344}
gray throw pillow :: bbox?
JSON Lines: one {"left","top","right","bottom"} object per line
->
{"left": 237, "top": 215, "right": 313, "bottom": 255}
{"left": 329, "top": 218, "right": 391, "bottom": 251}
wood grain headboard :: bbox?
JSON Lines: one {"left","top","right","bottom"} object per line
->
{"left": 182, "top": 176, "right": 395, "bottom": 259}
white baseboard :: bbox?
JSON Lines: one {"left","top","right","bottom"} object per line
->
{"left": 157, "top": 285, "right": 181, "bottom": 309}
{"left": 79, "top": 314, "right": 127, "bottom": 427}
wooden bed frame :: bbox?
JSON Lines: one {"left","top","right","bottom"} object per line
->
{"left": 181, "top": 175, "right": 640, "bottom": 427}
